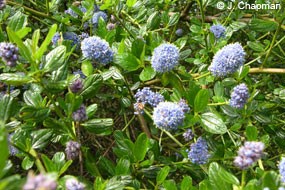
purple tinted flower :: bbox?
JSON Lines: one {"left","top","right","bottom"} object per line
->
{"left": 151, "top": 43, "right": 180, "bottom": 73}
{"left": 70, "top": 78, "right": 83, "bottom": 93}
{"left": 229, "top": 83, "right": 249, "bottom": 109}
{"left": 153, "top": 102, "right": 185, "bottom": 131}
{"left": 279, "top": 158, "right": 285, "bottom": 183}
{"left": 81, "top": 36, "right": 114, "bottom": 65}
{"left": 178, "top": 99, "right": 190, "bottom": 113}
{"left": 134, "top": 87, "right": 164, "bottom": 114}
{"left": 52, "top": 32, "right": 80, "bottom": 49}
{"left": 188, "top": 137, "right": 210, "bottom": 165}
{"left": 183, "top": 129, "right": 193, "bottom": 141}
{"left": 0, "top": 0, "right": 5, "bottom": 9}
{"left": 79, "top": 32, "right": 89, "bottom": 40}
{"left": 73, "top": 69, "right": 86, "bottom": 79}
{"left": 66, "top": 178, "right": 85, "bottom": 190}
{"left": 106, "top": 23, "right": 116, "bottom": 30}
{"left": 210, "top": 24, "right": 226, "bottom": 39}
{"left": 65, "top": 141, "right": 81, "bottom": 160}
{"left": 91, "top": 11, "right": 108, "bottom": 28}
{"left": 209, "top": 43, "right": 246, "bottom": 77}
{"left": 0, "top": 42, "right": 19, "bottom": 67}
{"left": 23, "top": 172, "right": 57, "bottom": 190}
{"left": 72, "top": 105, "right": 87, "bottom": 122}
{"left": 175, "top": 28, "right": 183, "bottom": 37}
{"left": 234, "top": 141, "right": 265, "bottom": 170}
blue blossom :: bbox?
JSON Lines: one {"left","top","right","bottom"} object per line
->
{"left": 52, "top": 32, "right": 80, "bottom": 49}
{"left": 65, "top": 141, "right": 81, "bottom": 160}
{"left": 151, "top": 43, "right": 180, "bottom": 73}
{"left": 70, "top": 78, "right": 83, "bottom": 93}
{"left": 209, "top": 43, "right": 246, "bottom": 77}
{"left": 210, "top": 24, "right": 226, "bottom": 39}
{"left": 134, "top": 87, "right": 164, "bottom": 114}
{"left": 279, "top": 157, "right": 285, "bottom": 183}
{"left": 72, "top": 105, "right": 87, "bottom": 122}
{"left": 229, "top": 83, "right": 249, "bottom": 109}
{"left": 234, "top": 141, "right": 264, "bottom": 170}
{"left": 79, "top": 32, "right": 89, "bottom": 40}
{"left": 175, "top": 28, "right": 183, "bottom": 37}
{"left": 81, "top": 36, "right": 114, "bottom": 65}
{"left": 153, "top": 102, "right": 185, "bottom": 131}
{"left": 0, "top": 0, "right": 5, "bottom": 9}
{"left": 183, "top": 129, "right": 193, "bottom": 141}
{"left": 0, "top": 42, "right": 19, "bottom": 67}
{"left": 91, "top": 11, "right": 108, "bottom": 28}
{"left": 23, "top": 172, "right": 57, "bottom": 190}
{"left": 178, "top": 99, "right": 190, "bottom": 113}
{"left": 65, "top": 6, "right": 87, "bottom": 18}
{"left": 73, "top": 69, "right": 86, "bottom": 79}
{"left": 187, "top": 137, "right": 210, "bottom": 165}
{"left": 66, "top": 178, "right": 85, "bottom": 190}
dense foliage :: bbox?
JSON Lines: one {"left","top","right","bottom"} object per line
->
{"left": 0, "top": 0, "right": 285, "bottom": 189}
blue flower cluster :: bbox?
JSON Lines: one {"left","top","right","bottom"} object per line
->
{"left": 91, "top": 11, "right": 108, "bottom": 28}
{"left": 81, "top": 36, "right": 114, "bottom": 65}
{"left": 79, "top": 32, "right": 89, "bottom": 40}
{"left": 153, "top": 102, "right": 185, "bottom": 131}
{"left": 229, "top": 83, "right": 249, "bottom": 109}
{"left": 234, "top": 141, "right": 265, "bottom": 170}
{"left": 178, "top": 99, "right": 190, "bottom": 113}
{"left": 70, "top": 78, "right": 83, "bottom": 93}
{"left": 209, "top": 43, "right": 246, "bottom": 77}
{"left": 65, "top": 6, "right": 87, "bottom": 18}
{"left": 0, "top": 0, "right": 5, "bottom": 9}
{"left": 134, "top": 87, "right": 164, "bottom": 114}
{"left": 72, "top": 105, "right": 88, "bottom": 122}
{"left": 183, "top": 129, "right": 194, "bottom": 141}
{"left": 151, "top": 43, "right": 180, "bottom": 73}
{"left": 23, "top": 172, "right": 57, "bottom": 190}
{"left": 187, "top": 137, "right": 210, "bottom": 165}
{"left": 279, "top": 157, "right": 285, "bottom": 183}
{"left": 66, "top": 178, "right": 85, "bottom": 190}
{"left": 210, "top": 24, "right": 226, "bottom": 39}
{"left": 65, "top": 141, "right": 81, "bottom": 160}
{"left": 52, "top": 32, "right": 80, "bottom": 49}
{"left": 0, "top": 42, "right": 19, "bottom": 67}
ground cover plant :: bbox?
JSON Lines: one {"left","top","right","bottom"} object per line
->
{"left": 0, "top": 0, "right": 285, "bottom": 189}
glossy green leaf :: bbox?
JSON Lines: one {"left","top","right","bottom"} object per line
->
{"left": 0, "top": 122, "right": 8, "bottom": 173}
{"left": 134, "top": 133, "right": 148, "bottom": 162}
{"left": 115, "top": 158, "right": 130, "bottom": 175}
{"left": 139, "top": 66, "right": 156, "bottom": 81}
{"left": 0, "top": 95, "right": 14, "bottom": 123}
{"left": 156, "top": 166, "right": 170, "bottom": 185}
{"left": 23, "top": 90, "right": 43, "bottom": 107}
{"left": 0, "top": 73, "right": 33, "bottom": 86}
{"left": 82, "top": 118, "right": 113, "bottom": 135}
{"left": 44, "top": 45, "right": 66, "bottom": 72}
{"left": 180, "top": 176, "right": 192, "bottom": 190}
{"left": 8, "top": 11, "right": 28, "bottom": 32}
{"left": 194, "top": 89, "right": 209, "bottom": 113}
{"left": 114, "top": 53, "right": 141, "bottom": 72}
{"left": 31, "top": 129, "right": 53, "bottom": 149}
{"left": 21, "top": 156, "right": 34, "bottom": 170}
{"left": 200, "top": 112, "right": 227, "bottom": 134}
{"left": 80, "top": 74, "right": 103, "bottom": 98}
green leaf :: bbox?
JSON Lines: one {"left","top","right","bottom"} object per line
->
{"left": 0, "top": 122, "right": 8, "bottom": 173}
{"left": 82, "top": 118, "right": 113, "bottom": 135}
{"left": 180, "top": 176, "right": 192, "bottom": 190}
{"left": 139, "top": 66, "right": 156, "bottom": 81}
{"left": 31, "top": 29, "right": 40, "bottom": 55}
{"left": 147, "top": 12, "right": 160, "bottom": 30}
{"left": 0, "top": 73, "right": 33, "bottom": 86}
{"left": 246, "top": 126, "right": 258, "bottom": 141}
{"left": 86, "top": 104, "right": 98, "bottom": 118}
{"left": 114, "top": 53, "right": 141, "bottom": 72}
{"left": 31, "top": 129, "right": 53, "bottom": 149}
{"left": 80, "top": 74, "right": 103, "bottom": 98}
{"left": 168, "top": 12, "right": 180, "bottom": 26}
{"left": 247, "top": 41, "right": 265, "bottom": 52}
{"left": 21, "top": 156, "right": 34, "bottom": 170}
{"left": 134, "top": 133, "right": 148, "bottom": 162}
{"left": 23, "top": 90, "right": 43, "bottom": 107}
{"left": 34, "top": 24, "right": 57, "bottom": 61}
{"left": 44, "top": 45, "right": 66, "bottom": 72}
{"left": 156, "top": 166, "right": 170, "bottom": 185}
{"left": 214, "top": 81, "right": 224, "bottom": 97}
{"left": 208, "top": 162, "right": 233, "bottom": 190}
{"left": 115, "top": 158, "right": 130, "bottom": 175}
{"left": 249, "top": 18, "right": 278, "bottom": 32}
{"left": 262, "top": 171, "right": 279, "bottom": 190}
{"left": 15, "top": 27, "right": 31, "bottom": 39}
{"left": 20, "top": 106, "right": 50, "bottom": 122}
{"left": 7, "top": 27, "right": 33, "bottom": 63}
{"left": 42, "top": 154, "right": 56, "bottom": 172}
{"left": 0, "top": 95, "right": 14, "bottom": 123}
{"left": 163, "top": 180, "right": 177, "bottom": 190}
{"left": 81, "top": 60, "right": 93, "bottom": 77}
{"left": 200, "top": 112, "right": 227, "bottom": 134}
{"left": 237, "top": 65, "right": 250, "bottom": 80}
{"left": 8, "top": 11, "right": 28, "bottom": 32}
{"left": 126, "top": 0, "right": 136, "bottom": 7}
{"left": 194, "top": 89, "right": 209, "bottom": 113}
